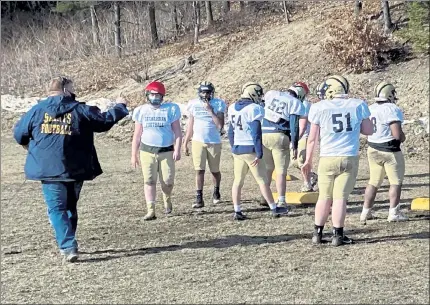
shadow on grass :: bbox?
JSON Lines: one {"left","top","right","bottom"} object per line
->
{"left": 346, "top": 198, "right": 417, "bottom": 214}
{"left": 354, "top": 231, "right": 430, "bottom": 244}
{"left": 78, "top": 228, "right": 378, "bottom": 263}
{"left": 350, "top": 182, "right": 430, "bottom": 195}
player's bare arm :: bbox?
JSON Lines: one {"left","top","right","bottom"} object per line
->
{"left": 183, "top": 114, "right": 194, "bottom": 156}
{"left": 131, "top": 122, "right": 143, "bottom": 168}
{"left": 390, "top": 121, "right": 406, "bottom": 142}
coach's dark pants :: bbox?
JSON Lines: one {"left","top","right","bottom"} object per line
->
{"left": 41, "top": 181, "right": 83, "bottom": 252}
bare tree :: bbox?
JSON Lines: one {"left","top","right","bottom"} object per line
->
{"left": 148, "top": 1, "right": 159, "bottom": 48}
{"left": 282, "top": 1, "right": 290, "bottom": 24}
{"left": 171, "top": 2, "right": 180, "bottom": 39}
{"left": 113, "top": 2, "right": 121, "bottom": 57}
{"left": 90, "top": 4, "right": 100, "bottom": 45}
{"left": 222, "top": 1, "right": 230, "bottom": 16}
{"left": 193, "top": 1, "right": 201, "bottom": 45}
{"left": 354, "top": 0, "right": 362, "bottom": 16}
{"left": 205, "top": 1, "right": 214, "bottom": 28}
{"left": 382, "top": 0, "right": 393, "bottom": 33}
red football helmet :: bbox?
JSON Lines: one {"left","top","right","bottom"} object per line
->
{"left": 293, "top": 82, "right": 310, "bottom": 95}
{"left": 145, "top": 81, "right": 166, "bottom": 96}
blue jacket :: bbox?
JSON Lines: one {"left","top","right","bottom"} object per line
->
{"left": 13, "top": 95, "right": 129, "bottom": 181}
{"left": 228, "top": 99, "right": 263, "bottom": 159}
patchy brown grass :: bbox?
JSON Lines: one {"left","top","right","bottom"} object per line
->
{"left": 1, "top": 133, "right": 429, "bottom": 304}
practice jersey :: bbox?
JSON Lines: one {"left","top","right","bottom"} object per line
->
{"left": 262, "top": 90, "right": 305, "bottom": 133}
{"left": 308, "top": 97, "right": 371, "bottom": 157}
{"left": 132, "top": 102, "right": 181, "bottom": 147}
{"left": 302, "top": 99, "right": 312, "bottom": 137}
{"left": 368, "top": 102, "right": 404, "bottom": 144}
{"left": 186, "top": 97, "right": 226, "bottom": 144}
{"left": 228, "top": 102, "right": 264, "bottom": 146}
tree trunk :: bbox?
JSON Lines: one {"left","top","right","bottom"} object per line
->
{"left": 193, "top": 1, "right": 201, "bottom": 45}
{"left": 222, "top": 1, "right": 230, "bottom": 16}
{"left": 205, "top": 1, "right": 214, "bottom": 28}
{"left": 354, "top": 0, "right": 362, "bottom": 16}
{"left": 172, "top": 2, "right": 179, "bottom": 39}
{"left": 148, "top": 1, "right": 159, "bottom": 48}
{"left": 282, "top": 1, "right": 290, "bottom": 24}
{"left": 90, "top": 4, "right": 100, "bottom": 45}
{"left": 239, "top": 1, "right": 245, "bottom": 12}
{"left": 114, "top": 2, "right": 121, "bottom": 57}
{"left": 382, "top": 0, "right": 393, "bottom": 33}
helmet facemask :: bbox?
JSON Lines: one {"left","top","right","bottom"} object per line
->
{"left": 146, "top": 90, "right": 164, "bottom": 106}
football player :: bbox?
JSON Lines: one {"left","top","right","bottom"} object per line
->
{"left": 183, "top": 81, "right": 227, "bottom": 208}
{"left": 227, "top": 82, "right": 289, "bottom": 220}
{"left": 301, "top": 75, "right": 374, "bottom": 246}
{"left": 360, "top": 81, "right": 408, "bottom": 222}
{"left": 290, "top": 81, "right": 318, "bottom": 192}
{"left": 131, "top": 81, "right": 182, "bottom": 220}
{"left": 261, "top": 84, "right": 306, "bottom": 209}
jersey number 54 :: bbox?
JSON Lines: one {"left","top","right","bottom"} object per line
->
{"left": 231, "top": 115, "right": 243, "bottom": 130}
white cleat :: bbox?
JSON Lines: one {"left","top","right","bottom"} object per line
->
{"left": 360, "top": 209, "right": 376, "bottom": 223}
{"left": 387, "top": 211, "right": 409, "bottom": 222}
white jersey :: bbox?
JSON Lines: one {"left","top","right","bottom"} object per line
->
{"left": 228, "top": 102, "right": 264, "bottom": 146}
{"left": 186, "top": 97, "right": 226, "bottom": 144}
{"left": 308, "top": 97, "right": 371, "bottom": 157}
{"left": 368, "top": 102, "right": 404, "bottom": 144}
{"left": 303, "top": 99, "right": 312, "bottom": 137}
{"left": 132, "top": 102, "right": 181, "bottom": 147}
{"left": 262, "top": 90, "right": 305, "bottom": 131}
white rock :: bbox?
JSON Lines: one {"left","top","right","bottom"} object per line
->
{"left": 0, "top": 94, "right": 39, "bottom": 113}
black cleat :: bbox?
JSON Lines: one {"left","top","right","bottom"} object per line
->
{"left": 233, "top": 211, "right": 247, "bottom": 221}
{"left": 192, "top": 194, "right": 205, "bottom": 208}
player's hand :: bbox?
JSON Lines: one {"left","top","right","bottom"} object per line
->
{"left": 131, "top": 154, "right": 140, "bottom": 169}
{"left": 203, "top": 101, "right": 213, "bottom": 113}
{"left": 292, "top": 148, "right": 298, "bottom": 160}
{"left": 251, "top": 158, "right": 259, "bottom": 167}
{"left": 184, "top": 143, "right": 190, "bottom": 156}
{"left": 301, "top": 161, "right": 312, "bottom": 178}
{"left": 173, "top": 149, "right": 181, "bottom": 161}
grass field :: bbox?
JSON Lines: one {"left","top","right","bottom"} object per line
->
{"left": 1, "top": 134, "right": 429, "bottom": 304}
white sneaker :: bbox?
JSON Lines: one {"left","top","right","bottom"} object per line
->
{"left": 301, "top": 184, "right": 314, "bottom": 192}
{"left": 61, "top": 249, "right": 79, "bottom": 263}
{"left": 277, "top": 201, "right": 288, "bottom": 209}
{"left": 387, "top": 206, "right": 409, "bottom": 222}
{"left": 360, "top": 209, "right": 376, "bottom": 223}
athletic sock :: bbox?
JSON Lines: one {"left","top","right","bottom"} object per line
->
{"left": 234, "top": 204, "right": 242, "bottom": 213}
{"left": 268, "top": 202, "right": 277, "bottom": 210}
{"left": 362, "top": 207, "right": 371, "bottom": 214}
{"left": 314, "top": 224, "right": 324, "bottom": 235}
{"left": 278, "top": 196, "right": 285, "bottom": 203}
{"left": 196, "top": 190, "right": 203, "bottom": 196}
{"left": 333, "top": 227, "right": 344, "bottom": 237}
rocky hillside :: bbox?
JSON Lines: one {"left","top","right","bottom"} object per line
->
{"left": 2, "top": 2, "right": 428, "bottom": 159}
